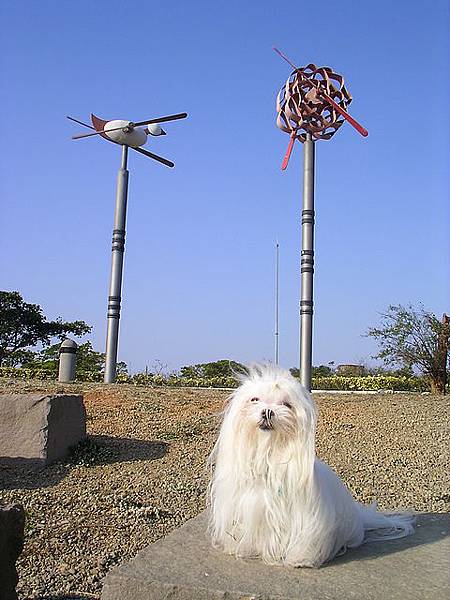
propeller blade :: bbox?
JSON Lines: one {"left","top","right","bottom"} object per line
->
{"left": 281, "top": 135, "right": 296, "bottom": 171}
{"left": 72, "top": 125, "right": 130, "bottom": 140}
{"left": 133, "top": 112, "right": 188, "bottom": 127}
{"left": 318, "top": 92, "right": 368, "bottom": 137}
{"left": 132, "top": 146, "right": 175, "bottom": 168}
{"left": 273, "top": 47, "right": 298, "bottom": 71}
{"left": 66, "top": 116, "right": 94, "bottom": 130}
{"left": 72, "top": 113, "right": 187, "bottom": 139}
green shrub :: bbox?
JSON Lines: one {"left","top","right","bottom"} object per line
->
{"left": 0, "top": 367, "right": 103, "bottom": 383}
{"left": 0, "top": 366, "right": 57, "bottom": 380}
{"left": 129, "top": 373, "right": 238, "bottom": 388}
{"left": 0, "top": 368, "right": 430, "bottom": 392}
{"left": 311, "top": 375, "right": 429, "bottom": 392}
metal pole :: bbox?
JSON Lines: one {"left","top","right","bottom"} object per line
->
{"left": 275, "top": 241, "right": 280, "bottom": 364}
{"left": 104, "top": 145, "right": 129, "bottom": 383}
{"left": 299, "top": 133, "right": 315, "bottom": 391}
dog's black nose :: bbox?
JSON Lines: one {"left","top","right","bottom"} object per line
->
{"left": 259, "top": 408, "right": 275, "bottom": 431}
{"left": 262, "top": 408, "right": 274, "bottom": 421}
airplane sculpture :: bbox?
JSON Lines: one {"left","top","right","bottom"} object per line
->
{"left": 67, "top": 111, "right": 188, "bottom": 167}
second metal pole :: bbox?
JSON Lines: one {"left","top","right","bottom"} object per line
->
{"left": 104, "top": 145, "right": 129, "bottom": 383}
{"left": 275, "top": 241, "right": 280, "bottom": 365}
{"left": 299, "top": 134, "right": 315, "bottom": 391}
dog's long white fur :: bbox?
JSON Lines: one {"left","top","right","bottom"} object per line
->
{"left": 207, "top": 364, "right": 414, "bottom": 567}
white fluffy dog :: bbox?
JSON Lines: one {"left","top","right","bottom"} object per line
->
{"left": 208, "top": 364, "right": 414, "bottom": 567}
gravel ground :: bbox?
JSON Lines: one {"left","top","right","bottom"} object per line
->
{"left": 0, "top": 379, "right": 448, "bottom": 600}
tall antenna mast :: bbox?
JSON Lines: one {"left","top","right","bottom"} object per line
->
{"left": 275, "top": 241, "right": 280, "bottom": 365}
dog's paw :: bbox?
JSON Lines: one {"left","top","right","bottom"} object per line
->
{"left": 294, "top": 560, "right": 319, "bottom": 569}
{"left": 285, "top": 556, "right": 320, "bottom": 568}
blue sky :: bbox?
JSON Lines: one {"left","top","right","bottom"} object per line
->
{"left": 1, "top": 0, "right": 448, "bottom": 373}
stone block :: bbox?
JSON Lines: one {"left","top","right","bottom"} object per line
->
{"left": 0, "top": 504, "right": 25, "bottom": 600}
{"left": 0, "top": 394, "right": 86, "bottom": 467}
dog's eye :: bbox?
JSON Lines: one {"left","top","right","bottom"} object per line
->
{"left": 282, "top": 401, "right": 292, "bottom": 409}
{"left": 250, "top": 397, "right": 259, "bottom": 402}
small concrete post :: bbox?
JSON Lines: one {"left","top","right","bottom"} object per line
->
{"left": 58, "top": 339, "right": 77, "bottom": 382}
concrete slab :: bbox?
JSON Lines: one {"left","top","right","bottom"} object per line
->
{"left": 101, "top": 511, "right": 450, "bottom": 600}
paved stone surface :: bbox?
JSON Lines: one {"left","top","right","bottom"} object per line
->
{"left": 101, "top": 511, "right": 450, "bottom": 600}
{"left": 0, "top": 394, "right": 86, "bottom": 466}
{"left": 0, "top": 504, "right": 25, "bottom": 600}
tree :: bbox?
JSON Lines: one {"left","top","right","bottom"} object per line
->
{"left": 0, "top": 291, "right": 91, "bottom": 367}
{"left": 179, "top": 360, "right": 245, "bottom": 379}
{"left": 336, "top": 364, "right": 366, "bottom": 377}
{"left": 366, "top": 304, "right": 449, "bottom": 394}
{"left": 312, "top": 364, "right": 335, "bottom": 377}
{"left": 290, "top": 365, "right": 334, "bottom": 378}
